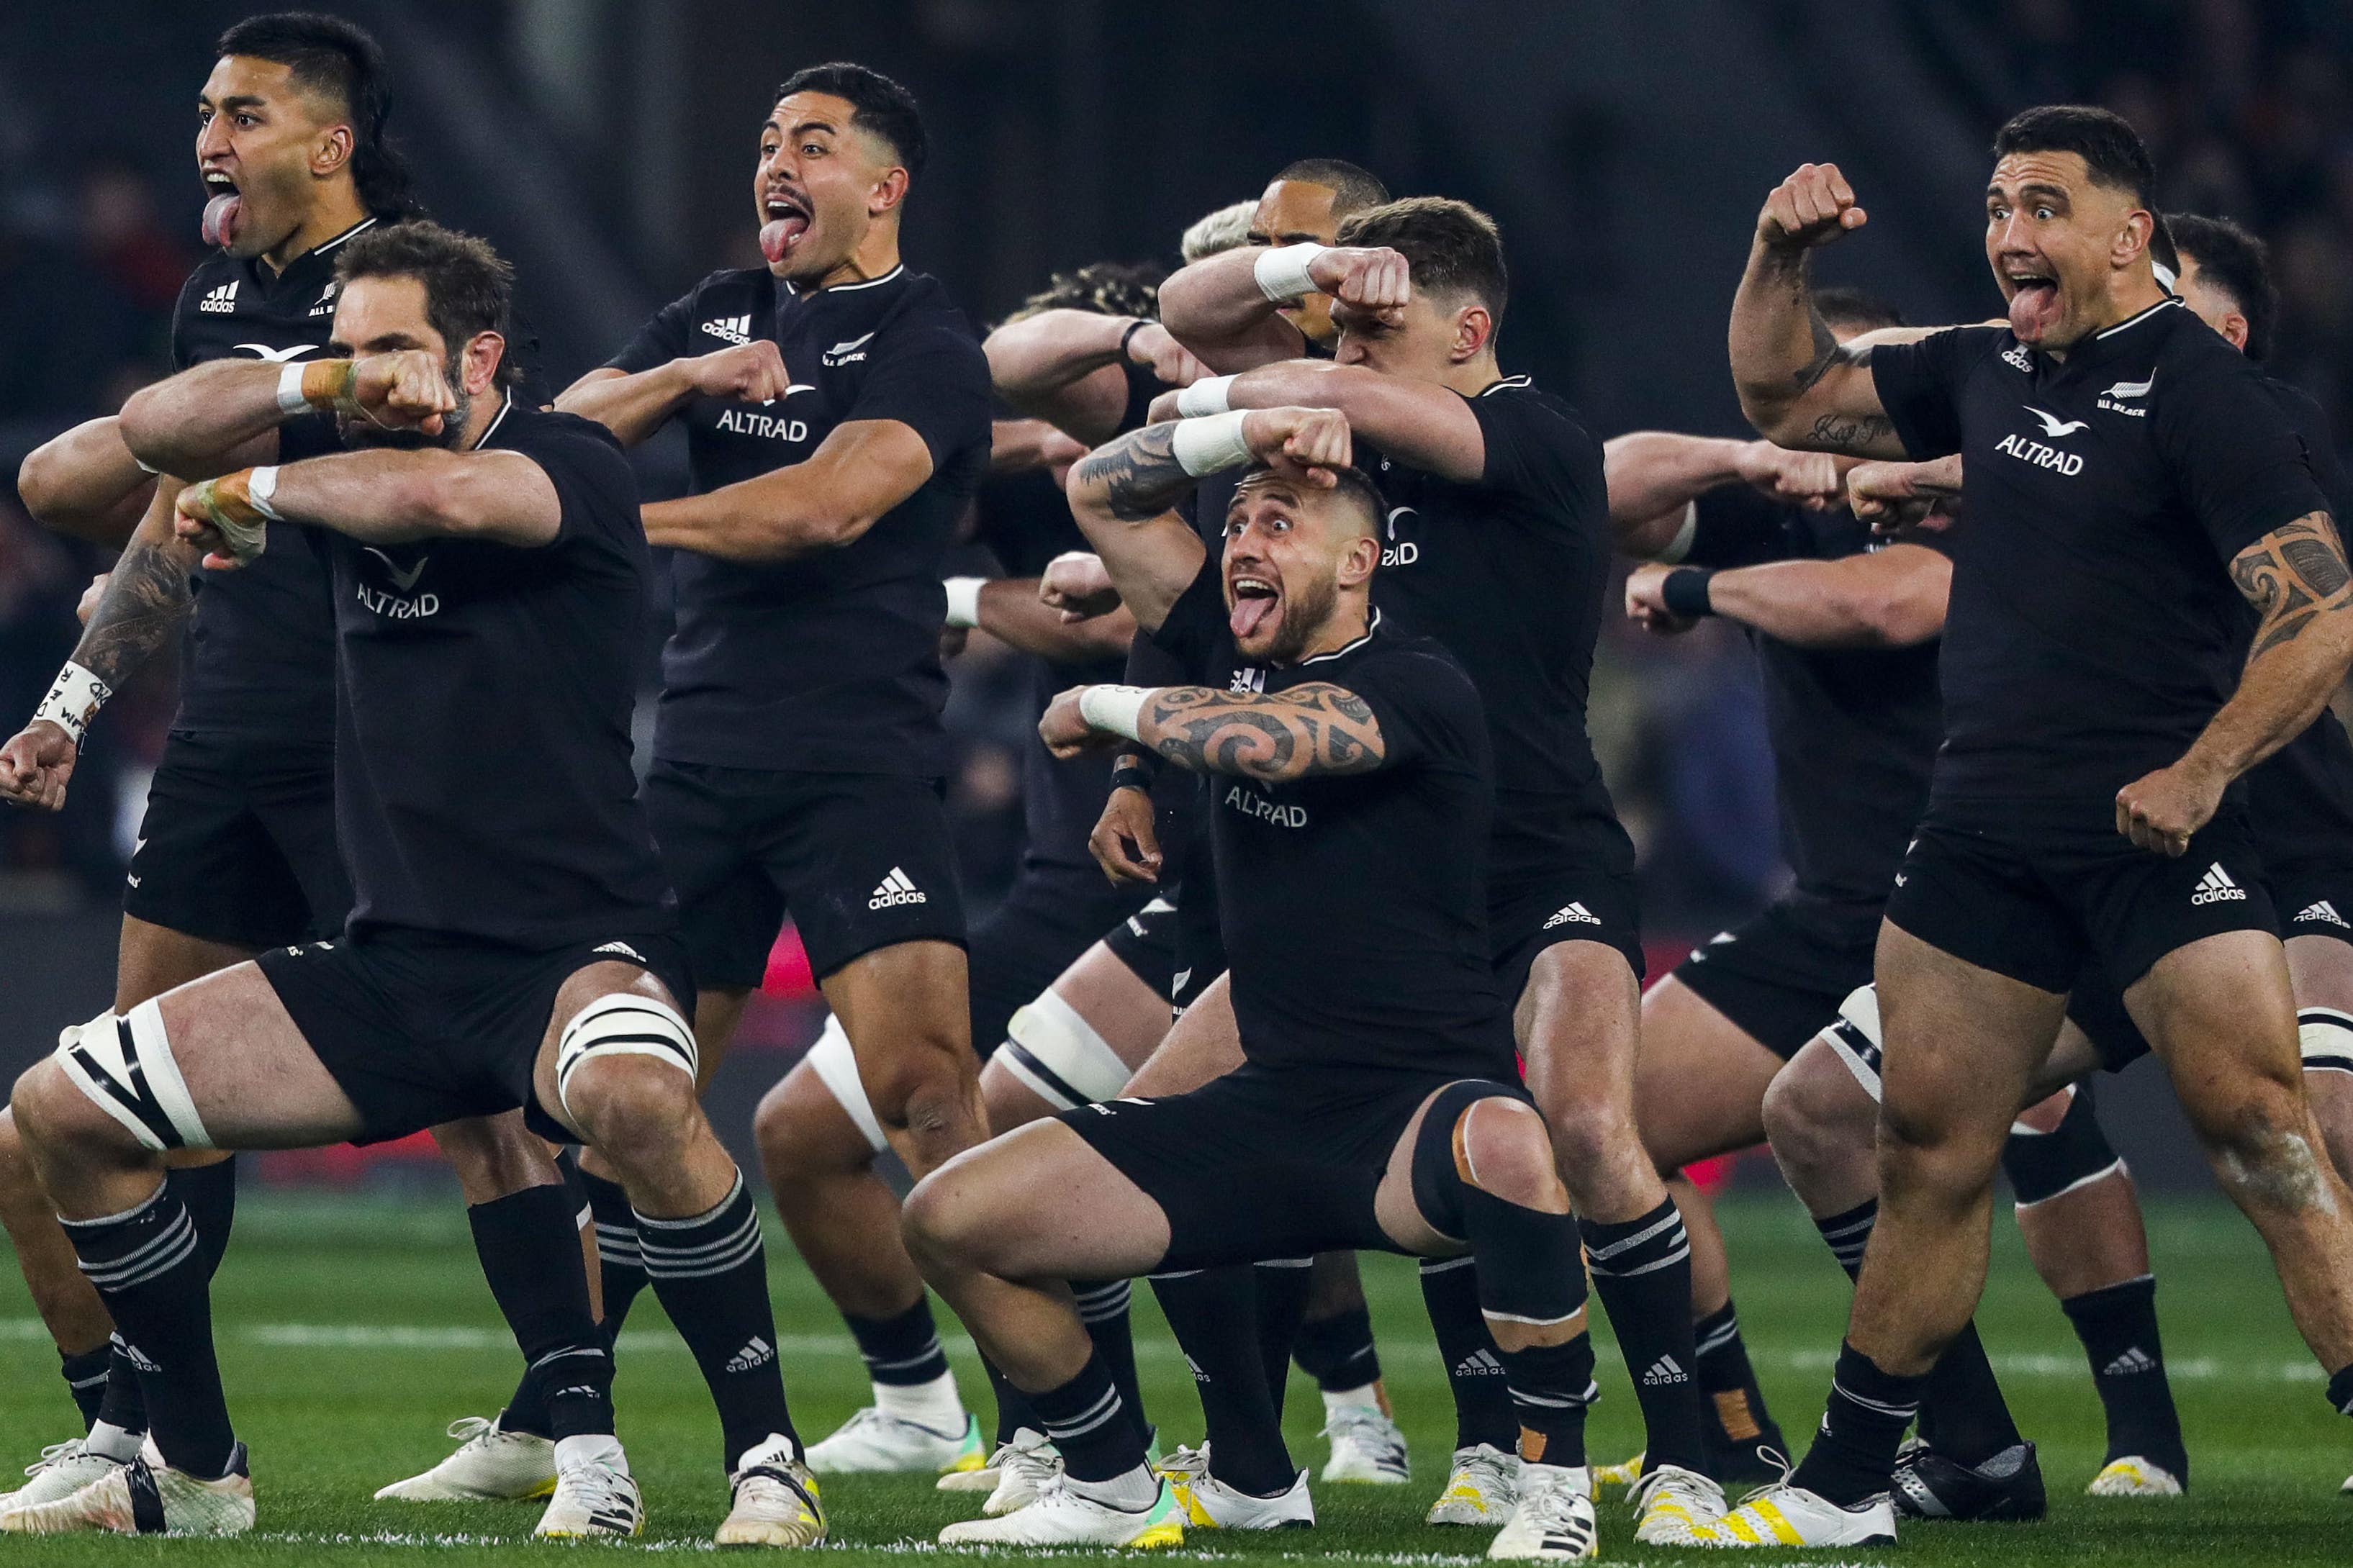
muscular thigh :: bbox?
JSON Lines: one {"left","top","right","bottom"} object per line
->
{"left": 922, "top": 1120, "right": 1172, "bottom": 1281}
{"left": 142, "top": 962, "right": 364, "bottom": 1147}
{"left": 114, "top": 915, "right": 253, "bottom": 1012}
{"left": 1634, "top": 975, "right": 1784, "bottom": 1170}
{"left": 1122, "top": 971, "right": 1242, "bottom": 1097}
{"left": 1517, "top": 940, "right": 1641, "bottom": 1115}
{"left": 2124, "top": 928, "right": 2301, "bottom": 1092}
{"left": 1874, "top": 919, "right": 2067, "bottom": 1151}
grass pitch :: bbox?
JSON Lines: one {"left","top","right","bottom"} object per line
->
{"left": 0, "top": 1188, "right": 2345, "bottom": 1564}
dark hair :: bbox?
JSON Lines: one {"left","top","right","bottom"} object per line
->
{"left": 1336, "top": 196, "right": 1508, "bottom": 332}
{"left": 2164, "top": 212, "right": 2278, "bottom": 361}
{"left": 776, "top": 62, "right": 927, "bottom": 181}
{"left": 1001, "top": 260, "right": 1165, "bottom": 327}
{"left": 334, "top": 220, "right": 518, "bottom": 387}
{"left": 1812, "top": 286, "right": 1905, "bottom": 334}
{"left": 1991, "top": 104, "right": 2157, "bottom": 213}
{"left": 1237, "top": 462, "right": 1386, "bottom": 532}
{"left": 216, "top": 12, "right": 421, "bottom": 220}
{"left": 1272, "top": 158, "right": 1391, "bottom": 218}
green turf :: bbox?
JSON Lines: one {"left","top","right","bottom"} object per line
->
{"left": 0, "top": 1188, "right": 2344, "bottom": 1562}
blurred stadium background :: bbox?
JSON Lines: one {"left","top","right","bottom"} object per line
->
{"left": 4, "top": 0, "right": 2351, "bottom": 1194}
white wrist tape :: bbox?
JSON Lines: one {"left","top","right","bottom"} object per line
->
{"left": 1078, "top": 684, "right": 1154, "bottom": 742}
{"left": 276, "top": 361, "right": 312, "bottom": 416}
{"left": 36, "top": 662, "right": 112, "bottom": 746}
{"left": 1172, "top": 411, "right": 1253, "bottom": 477}
{"left": 244, "top": 466, "right": 284, "bottom": 522}
{"left": 943, "top": 576, "right": 986, "bottom": 630}
{"left": 1254, "top": 243, "right": 1327, "bottom": 303}
{"left": 1175, "top": 374, "right": 1237, "bottom": 418}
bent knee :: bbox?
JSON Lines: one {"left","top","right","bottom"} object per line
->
{"left": 2195, "top": 1090, "right": 2334, "bottom": 1210}
{"left": 1763, "top": 1059, "right": 1869, "bottom": 1166}
{"left": 863, "top": 1034, "right": 977, "bottom": 1125}
{"left": 1458, "top": 1098, "right": 1568, "bottom": 1212}
{"left": 900, "top": 1166, "right": 993, "bottom": 1272}
{"left": 568, "top": 1055, "right": 701, "bottom": 1156}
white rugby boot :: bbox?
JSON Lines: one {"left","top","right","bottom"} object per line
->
{"left": 1630, "top": 1461, "right": 1726, "bottom": 1544}
{"left": 532, "top": 1438, "right": 642, "bottom": 1538}
{"left": 2087, "top": 1456, "right": 2183, "bottom": 1496}
{"left": 374, "top": 1415, "right": 556, "bottom": 1501}
{"left": 1, "top": 1444, "right": 253, "bottom": 1536}
{"left": 806, "top": 1407, "right": 985, "bottom": 1475}
{"left": 941, "top": 1471, "right": 1185, "bottom": 1548}
{"left": 1319, "top": 1401, "right": 1409, "bottom": 1484}
{"left": 1157, "top": 1446, "right": 1315, "bottom": 1528}
{"left": 1428, "top": 1442, "right": 1521, "bottom": 1524}
{"left": 1698, "top": 1480, "right": 1897, "bottom": 1547}
{"left": 980, "top": 1428, "right": 1062, "bottom": 1515}
{"left": 716, "top": 1434, "right": 826, "bottom": 1546}
{"left": 0, "top": 1438, "right": 130, "bottom": 1516}
{"left": 1489, "top": 1463, "right": 1597, "bottom": 1560}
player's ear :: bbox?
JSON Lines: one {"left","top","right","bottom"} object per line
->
{"left": 1453, "top": 304, "right": 1493, "bottom": 363}
{"left": 870, "top": 165, "right": 911, "bottom": 219}
{"left": 312, "top": 122, "right": 353, "bottom": 180}
{"left": 462, "top": 331, "right": 506, "bottom": 398}
{"left": 2218, "top": 309, "right": 2249, "bottom": 353}
{"left": 2114, "top": 208, "right": 2153, "bottom": 271}
{"left": 1337, "top": 529, "right": 1378, "bottom": 588}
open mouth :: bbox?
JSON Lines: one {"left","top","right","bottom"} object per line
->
{"left": 758, "top": 190, "right": 810, "bottom": 265}
{"left": 2005, "top": 268, "right": 2061, "bottom": 338}
{"left": 1228, "top": 574, "right": 1281, "bottom": 640}
{"left": 201, "top": 170, "right": 241, "bottom": 249}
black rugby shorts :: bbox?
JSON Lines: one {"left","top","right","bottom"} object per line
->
{"left": 1671, "top": 901, "right": 1881, "bottom": 1061}
{"left": 124, "top": 730, "right": 351, "bottom": 950}
{"left": 966, "top": 864, "right": 1150, "bottom": 1056}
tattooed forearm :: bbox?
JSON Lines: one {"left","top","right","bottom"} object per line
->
{"left": 72, "top": 535, "right": 198, "bottom": 689}
{"left": 1070, "top": 421, "right": 1197, "bottom": 523}
{"left": 1791, "top": 307, "right": 1866, "bottom": 394}
{"left": 2232, "top": 511, "right": 2353, "bottom": 659}
{"left": 1138, "top": 681, "right": 1386, "bottom": 783}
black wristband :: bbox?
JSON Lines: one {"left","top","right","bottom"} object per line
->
{"left": 1109, "top": 761, "right": 1157, "bottom": 794}
{"left": 1661, "top": 566, "right": 1717, "bottom": 619}
{"left": 1117, "top": 317, "right": 1151, "bottom": 361}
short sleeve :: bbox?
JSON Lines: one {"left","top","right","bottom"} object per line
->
{"left": 2158, "top": 353, "right": 2331, "bottom": 563}
{"left": 523, "top": 422, "right": 641, "bottom": 552}
{"left": 1471, "top": 390, "right": 1601, "bottom": 514}
{"left": 1868, "top": 327, "right": 1999, "bottom": 461}
{"left": 1145, "top": 557, "right": 1227, "bottom": 676}
{"left": 1683, "top": 485, "right": 1802, "bottom": 568}
{"left": 1117, "top": 359, "right": 1164, "bottom": 436}
{"left": 849, "top": 324, "right": 992, "bottom": 473}
{"left": 1342, "top": 645, "right": 1486, "bottom": 772}
{"left": 1124, "top": 625, "right": 1188, "bottom": 686}
{"left": 605, "top": 288, "right": 699, "bottom": 374}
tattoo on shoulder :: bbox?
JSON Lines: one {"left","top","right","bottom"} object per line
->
{"left": 2233, "top": 510, "right": 2352, "bottom": 658}
{"left": 1073, "top": 422, "right": 1193, "bottom": 522}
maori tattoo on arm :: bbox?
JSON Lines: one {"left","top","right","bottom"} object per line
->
{"left": 1070, "top": 421, "right": 1195, "bottom": 522}
{"left": 72, "top": 534, "right": 198, "bottom": 691}
{"left": 1140, "top": 681, "right": 1386, "bottom": 783}
{"left": 2231, "top": 510, "right": 2353, "bottom": 660}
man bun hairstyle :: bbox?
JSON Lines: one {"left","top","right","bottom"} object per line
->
{"left": 1992, "top": 104, "right": 2158, "bottom": 214}
{"left": 1336, "top": 196, "right": 1509, "bottom": 332}
{"left": 1002, "top": 261, "right": 1165, "bottom": 328}
{"left": 1273, "top": 158, "right": 1391, "bottom": 219}
{"left": 2164, "top": 211, "right": 2277, "bottom": 362}
{"left": 335, "top": 220, "right": 518, "bottom": 387}
{"left": 777, "top": 62, "right": 928, "bottom": 181}
{"left": 215, "top": 12, "right": 422, "bottom": 219}
{"left": 1812, "top": 286, "right": 1906, "bottom": 335}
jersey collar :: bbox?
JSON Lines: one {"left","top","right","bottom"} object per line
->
{"left": 1298, "top": 607, "right": 1383, "bottom": 666}
{"left": 2090, "top": 295, "right": 2179, "bottom": 341}
{"left": 778, "top": 263, "right": 907, "bottom": 299}
{"left": 469, "top": 391, "right": 516, "bottom": 451}
{"left": 1477, "top": 374, "right": 1532, "bottom": 398}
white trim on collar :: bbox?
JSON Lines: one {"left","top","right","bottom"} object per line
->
{"left": 782, "top": 263, "right": 908, "bottom": 299}
{"left": 313, "top": 217, "right": 379, "bottom": 256}
{"left": 470, "top": 391, "right": 515, "bottom": 450}
{"left": 2093, "top": 296, "right": 2180, "bottom": 340}
{"left": 1478, "top": 375, "right": 1532, "bottom": 397}
{"left": 1299, "top": 607, "right": 1383, "bottom": 666}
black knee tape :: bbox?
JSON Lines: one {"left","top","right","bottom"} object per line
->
{"left": 2000, "top": 1083, "right": 2123, "bottom": 1206}
{"left": 1407, "top": 1081, "right": 1586, "bottom": 1326}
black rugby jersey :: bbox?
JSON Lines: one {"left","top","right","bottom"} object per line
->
{"left": 608, "top": 265, "right": 991, "bottom": 776}
{"left": 1870, "top": 302, "right": 2329, "bottom": 824}
{"left": 1684, "top": 486, "right": 1947, "bottom": 934}
{"left": 1363, "top": 377, "right": 1634, "bottom": 881}
{"left": 167, "top": 216, "right": 378, "bottom": 740}
{"left": 1149, "top": 560, "right": 1514, "bottom": 1082}
{"left": 325, "top": 399, "right": 672, "bottom": 946}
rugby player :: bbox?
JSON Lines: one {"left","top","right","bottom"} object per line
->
{"left": 1704, "top": 107, "right": 2353, "bottom": 1547}
{"left": 554, "top": 62, "right": 994, "bottom": 1474}
{"left": 1153, "top": 197, "right": 1724, "bottom": 1542}
{"left": 900, "top": 403, "right": 1608, "bottom": 1559}
{"left": 2, "top": 221, "right": 821, "bottom": 1545}
{"left": 1, "top": 14, "right": 601, "bottom": 1514}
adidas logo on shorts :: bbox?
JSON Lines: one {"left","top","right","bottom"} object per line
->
{"left": 1543, "top": 902, "right": 1602, "bottom": 930}
{"left": 702, "top": 314, "right": 751, "bottom": 345}
{"left": 2102, "top": 1346, "right": 2157, "bottom": 1377}
{"left": 2298, "top": 900, "right": 2351, "bottom": 929}
{"left": 1641, "top": 1354, "right": 1689, "bottom": 1387}
{"left": 198, "top": 280, "right": 238, "bottom": 313}
{"left": 2190, "top": 862, "right": 2247, "bottom": 907}
{"left": 725, "top": 1335, "right": 775, "bottom": 1372}
{"left": 868, "top": 866, "right": 928, "bottom": 910}
{"left": 1454, "top": 1348, "right": 1505, "bottom": 1378}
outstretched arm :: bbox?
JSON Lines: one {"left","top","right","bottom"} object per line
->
{"left": 1040, "top": 680, "right": 1387, "bottom": 784}
{"left": 1625, "top": 543, "right": 1950, "bottom": 648}
{"left": 2118, "top": 510, "right": 2353, "bottom": 853}
{"left": 985, "top": 311, "right": 1209, "bottom": 441}
{"left": 1157, "top": 244, "right": 1410, "bottom": 372}
{"left": 175, "top": 445, "right": 563, "bottom": 567}
{"left": 636, "top": 418, "right": 933, "bottom": 564}
{"left": 1728, "top": 163, "right": 1905, "bottom": 456}
{"left": 119, "top": 352, "right": 453, "bottom": 476}
{"left": 17, "top": 418, "right": 158, "bottom": 546}
{"left": 556, "top": 340, "right": 792, "bottom": 449}
{"left": 1602, "top": 432, "right": 1851, "bottom": 555}
{"left": 1188, "top": 358, "right": 1485, "bottom": 482}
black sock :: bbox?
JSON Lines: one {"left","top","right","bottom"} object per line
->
{"left": 1252, "top": 1259, "right": 1314, "bottom": 1423}
{"left": 1501, "top": 1331, "right": 1595, "bottom": 1468}
{"left": 2061, "top": 1275, "right": 2185, "bottom": 1479}
{"left": 1581, "top": 1202, "right": 1709, "bottom": 1473}
{"left": 1790, "top": 1341, "right": 1920, "bottom": 1506}
{"left": 168, "top": 1159, "right": 237, "bottom": 1279}
{"left": 636, "top": 1173, "right": 798, "bottom": 1469}
{"left": 1074, "top": 1281, "right": 1150, "bottom": 1446}
{"left": 1420, "top": 1256, "right": 1516, "bottom": 1451}
{"left": 985, "top": 1356, "right": 1040, "bottom": 1446}
{"left": 468, "top": 1183, "right": 612, "bottom": 1441}
{"left": 60, "top": 1344, "right": 111, "bottom": 1431}
{"left": 580, "top": 1168, "right": 650, "bottom": 1336}
{"left": 1294, "top": 1302, "right": 1381, "bottom": 1394}
{"left": 1694, "top": 1299, "right": 1785, "bottom": 1461}
{"left": 61, "top": 1187, "right": 235, "bottom": 1477}
{"left": 844, "top": 1297, "right": 952, "bottom": 1404}
{"left": 1812, "top": 1199, "right": 1876, "bottom": 1280}
{"left": 1148, "top": 1266, "right": 1294, "bottom": 1495}
{"left": 1918, "top": 1322, "right": 2023, "bottom": 1467}
{"left": 96, "top": 1335, "right": 148, "bottom": 1438}
{"left": 1029, "top": 1351, "right": 1144, "bottom": 1483}
{"left": 2329, "top": 1361, "right": 2353, "bottom": 1418}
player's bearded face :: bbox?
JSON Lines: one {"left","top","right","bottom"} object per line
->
{"left": 342, "top": 358, "right": 471, "bottom": 451}
{"left": 1985, "top": 151, "right": 2143, "bottom": 350}
{"left": 1224, "top": 489, "right": 1338, "bottom": 663}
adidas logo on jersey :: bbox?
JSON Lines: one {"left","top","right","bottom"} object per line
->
{"left": 702, "top": 314, "right": 752, "bottom": 345}
{"left": 1453, "top": 1348, "right": 1505, "bottom": 1378}
{"left": 868, "top": 866, "right": 927, "bottom": 910}
{"left": 725, "top": 1335, "right": 775, "bottom": 1372}
{"left": 2191, "top": 862, "right": 2247, "bottom": 906}
{"left": 2299, "top": 900, "right": 2351, "bottom": 930}
{"left": 1640, "top": 1354, "right": 1689, "bottom": 1387}
{"left": 2002, "top": 343, "right": 2033, "bottom": 373}
{"left": 592, "top": 940, "right": 647, "bottom": 962}
{"left": 1543, "top": 902, "right": 1602, "bottom": 930}
{"left": 2102, "top": 1346, "right": 2157, "bottom": 1377}
{"left": 199, "top": 280, "right": 239, "bottom": 314}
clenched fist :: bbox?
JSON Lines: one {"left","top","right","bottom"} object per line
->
{"left": 1242, "top": 407, "right": 1352, "bottom": 484}
{"left": 682, "top": 339, "right": 792, "bottom": 404}
{"left": 0, "top": 721, "right": 78, "bottom": 812}
{"left": 1758, "top": 163, "right": 1869, "bottom": 250}
{"left": 1306, "top": 246, "right": 1412, "bottom": 314}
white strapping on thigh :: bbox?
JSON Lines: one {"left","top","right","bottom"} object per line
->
{"left": 53, "top": 1002, "right": 212, "bottom": 1152}
{"left": 805, "top": 1013, "right": 887, "bottom": 1154}
{"left": 555, "top": 992, "right": 697, "bottom": 1123}
{"left": 1000, "top": 989, "right": 1135, "bottom": 1110}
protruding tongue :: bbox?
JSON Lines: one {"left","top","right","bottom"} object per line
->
{"left": 201, "top": 191, "right": 242, "bottom": 250}
{"left": 2007, "top": 281, "right": 2059, "bottom": 341}
{"left": 758, "top": 215, "right": 808, "bottom": 265}
{"left": 1230, "top": 592, "right": 1276, "bottom": 640}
